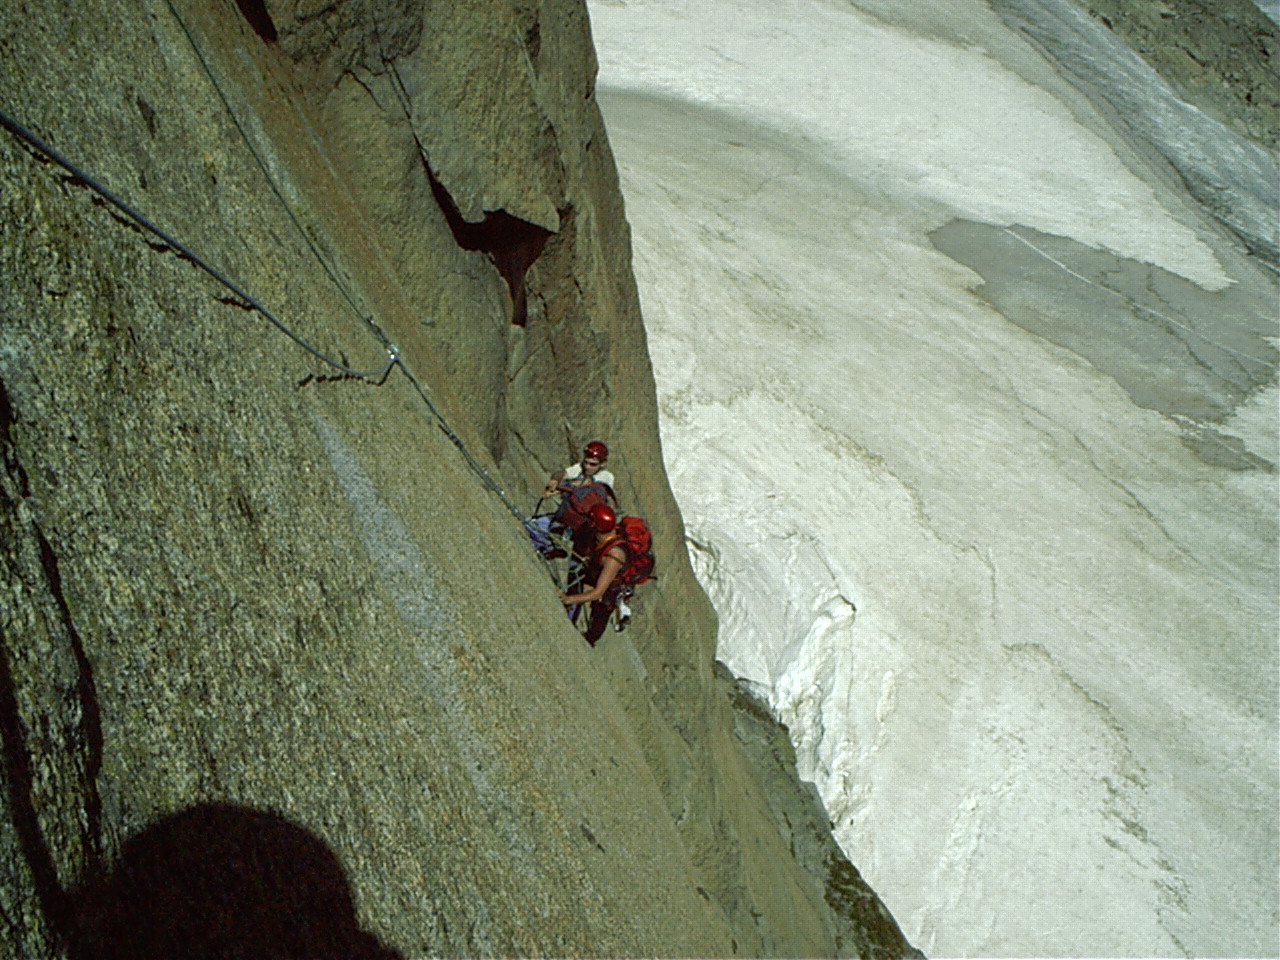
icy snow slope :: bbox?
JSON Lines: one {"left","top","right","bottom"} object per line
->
{"left": 587, "top": 0, "right": 1279, "bottom": 956}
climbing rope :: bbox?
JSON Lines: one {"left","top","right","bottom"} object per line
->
{"left": 0, "top": 108, "right": 399, "bottom": 383}
{"left": 162, "top": 0, "right": 393, "bottom": 351}
{"left": 0, "top": 101, "right": 568, "bottom": 587}
{"left": 155, "top": 2, "right": 558, "bottom": 563}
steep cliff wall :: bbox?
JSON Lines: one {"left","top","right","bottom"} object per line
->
{"left": 0, "top": 1, "right": 917, "bottom": 956}
{"left": 1073, "top": 0, "right": 1279, "bottom": 149}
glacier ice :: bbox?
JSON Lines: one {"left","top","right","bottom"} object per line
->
{"left": 588, "top": 0, "right": 1279, "bottom": 956}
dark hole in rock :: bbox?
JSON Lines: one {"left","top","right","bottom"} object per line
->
{"left": 426, "top": 169, "right": 553, "bottom": 327}
{"left": 233, "top": 0, "right": 279, "bottom": 43}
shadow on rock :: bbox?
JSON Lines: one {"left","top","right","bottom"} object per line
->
{"left": 71, "top": 802, "right": 404, "bottom": 960}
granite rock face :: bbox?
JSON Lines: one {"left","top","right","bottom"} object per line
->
{"left": 0, "top": 0, "right": 916, "bottom": 956}
{"left": 718, "top": 665, "right": 926, "bottom": 960}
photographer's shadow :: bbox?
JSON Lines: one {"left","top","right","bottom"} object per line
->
{"left": 72, "top": 802, "right": 404, "bottom": 960}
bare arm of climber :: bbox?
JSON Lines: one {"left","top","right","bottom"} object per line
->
{"left": 560, "top": 546, "right": 625, "bottom": 606}
{"left": 543, "top": 469, "right": 567, "bottom": 498}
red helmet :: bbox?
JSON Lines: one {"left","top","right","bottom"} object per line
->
{"left": 588, "top": 503, "right": 617, "bottom": 532}
{"left": 583, "top": 440, "right": 608, "bottom": 462}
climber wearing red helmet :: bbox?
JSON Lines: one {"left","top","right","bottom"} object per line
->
{"left": 526, "top": 441, "right": 618, "bottom": 560}
{"left": 541, "top": 441, "right": 613, "bottom": 498}
{"left": 560, "top": 503, "right": 628, "bottom": 645}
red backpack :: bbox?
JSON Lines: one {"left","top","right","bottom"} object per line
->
{"left": 554, "top": 480, "right": 618, "bottom": 533}
{"left": 613, "top": 515, "right": 655, "bottom": 589}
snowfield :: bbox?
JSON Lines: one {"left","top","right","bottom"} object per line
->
{"left": 587, "top": 0, "right": 1279, "bottom": 955}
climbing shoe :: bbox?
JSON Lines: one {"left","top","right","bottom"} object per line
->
{"left": 614, "top": 599, "right": 631, "bottom": 631}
